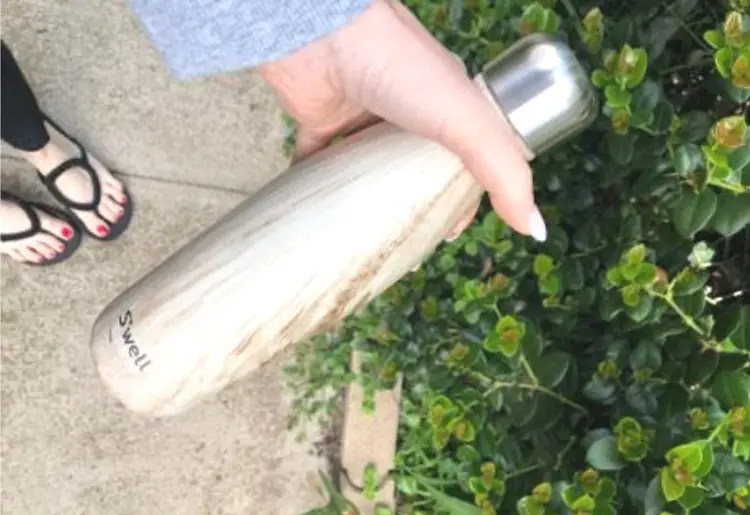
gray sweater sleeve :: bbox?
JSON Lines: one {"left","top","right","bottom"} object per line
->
{"left": 127, "top": 0, "right": 375, "bottom": 80}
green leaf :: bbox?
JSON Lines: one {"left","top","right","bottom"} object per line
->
{"left": 727, "top": 306, "right": 750, "bottom": 350}
{"left": 573, "top": 221, "right": 602, "bottom": 251}
{"left": 632, "top": 79, "right": 662, "bottom": 112}
{"left": 703, "top": 29, "right": 724, "bottom": 49}
{"left": 457, "top": 445, "right": 481, "bottom": 464}
{"left": 634, "top": 263, "right": 657, "bottom": 286}
{"left": 711, "top": 370, "right": 750, "bottom": 409}
{"left": 708, "top": 192, "right": 750, "bottom": 237}
{"left": 587, "top": 435, "right": 627, "bottom": 471}
{"left": 605, "top": 84, "right": 632, "bottom": 107}
{"left": 622, "top": 284, "right": 641, "bottom": 307}
{"left": 533, "top": 254, "right": 555, "bottom": 277}
{"left": 418, "top": 480, "right": 483, "bottom": 515}
{"left": 677, "top": 486, "right": 705, "bottom": 510}
{"left": 715, "top": 303, "right": 744, "bottom": 342}
{"left": 539, "top": 273, "right": 561, "bottom": 296}
{"left": 561, "top": 259, "right": 585, "bottom": 291}
{"left": 592, "top": 69, "right": 611, "bottom": 88}
{"left": 680, "top": 111, "right": 713, "bottom": 142}
{"left": 646, "top": 17, "right": 680, "bottom": 59}
{"left": 584, "top": 375, "right": 617, "bottom": 403}
{"left": 598, "top": 477, "right": 616, "bottom": 501}
{"left": 673, "top": 144, "right": 703, "bottom": 177}
{"left": 644, "top": 475, "right": 665, "bottom": 515}
{"left": 670, "top": 188, "right": 718, "bottom": 238}
{"left": 693, "top": 441, "right": 714, "bottom": 479}
{"left": 685, "top": 350, "right": 719, "bottom": 385}
{"left": 666, "top": 442, "right": 703, "bottom": 471}
{"left": 572, "top": 494, "right": 596, "bottom": 511}
{"left": 715, "top": 47, "right": 733, "bottom": 79}
{"left": 517, "top": 496, "right": 545, "bottom": 515}
{"left": 630, "top": 340, "right": 662, "bottom": 372}
{"left": 660, "top": 467, "right": 685, "bottom": 502}
{"left": 608, "top": 133, "right": 635, "bottom": 164}
{"left": 626, "top": 294, "right": 653, "bottom": 322}
{"left": 533, "top": 351, "right": 572, "bottom": 388}
{"left": 592, "top": 503, "right": 615, "bottom": 515}
{"left": 729, "top": 140, "right": 750, "bottom": 170}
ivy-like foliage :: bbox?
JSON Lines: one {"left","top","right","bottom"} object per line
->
{"left": 286, "top": 1, "right": 750, "bottom": 514}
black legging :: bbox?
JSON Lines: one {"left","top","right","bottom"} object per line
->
{"left": 1, "top": 40, "right": 50, "bottom": 152}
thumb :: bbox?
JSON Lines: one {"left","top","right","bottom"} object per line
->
{"left": 332, "top": 0, "right": 547, "bottom": 241}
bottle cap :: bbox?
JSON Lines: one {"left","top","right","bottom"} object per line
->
{"left": 477, "top": 34, "right": 599, "bottom": 159}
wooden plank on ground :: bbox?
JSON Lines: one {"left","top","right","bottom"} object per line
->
{"left": 339, "top": 350, "right": 402, "bottom": 514}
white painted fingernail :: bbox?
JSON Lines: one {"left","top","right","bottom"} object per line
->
{"left": 529, "top": 207, "right": 547, "bottom": 242}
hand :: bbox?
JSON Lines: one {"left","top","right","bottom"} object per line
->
{"left": 258, "top": 0, "right": 547, "bottom": 242}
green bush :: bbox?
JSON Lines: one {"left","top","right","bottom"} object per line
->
{"left": 286, "top": 1, "right": 750, "bottom": 514}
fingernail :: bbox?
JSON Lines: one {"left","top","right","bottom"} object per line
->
{"left": 528, "top": 206, "right": 547, "bottom": 242}
{"left": 97, "top": 225, "right": 109, "bottom": 236}
{"left": 445, "top": 231, "right": 460, "bottom": 243}
{"left": 61, "top": 226, "right": 73, "bottom": 239}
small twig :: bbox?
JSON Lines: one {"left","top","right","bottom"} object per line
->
{"left": 506, "top": 463, "right": 544, "bottom": 480}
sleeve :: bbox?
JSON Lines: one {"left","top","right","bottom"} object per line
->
{"left": 127, "top": 0, "right": 375, "bottom": 80}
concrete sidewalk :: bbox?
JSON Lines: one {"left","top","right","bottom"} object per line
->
{"left": 1, "top": 1, "right": 327, "bottom": 514}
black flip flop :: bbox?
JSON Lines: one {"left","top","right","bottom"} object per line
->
{"left": 35, "top": 113, "right": 134, "bottom": 242}
{"left": 1, "top": 190, "right": 82, "bottom": 266}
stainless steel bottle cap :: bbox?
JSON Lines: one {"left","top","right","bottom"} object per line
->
{"left": 478, "top": 33, "right": 599, "bottom": 158}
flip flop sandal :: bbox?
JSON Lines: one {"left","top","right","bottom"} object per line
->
{"left": 35, "top": 113, "right": 134, "bottom": 242}
{"left": 0, "top": 190, "right": 82, "bottom": 266}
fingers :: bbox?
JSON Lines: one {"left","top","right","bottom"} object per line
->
{"left": 331, "top": 0, "right": 544, "bottom": 240}
{"left": 446, "top": 196, "right": 481, "bottom": 241}
{"left": 292, "top": 110, "right": 381, "bottom": 162}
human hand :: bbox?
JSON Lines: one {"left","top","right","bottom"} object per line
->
{"left": 258, "top": 0, "right": 547, "bottom": 242}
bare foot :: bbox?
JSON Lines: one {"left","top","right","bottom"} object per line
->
{"left": 20, "top": 120, "right": 129, "bottom": 239}
{"left": 0, "top": 195, "right": 77, "bottom": 264}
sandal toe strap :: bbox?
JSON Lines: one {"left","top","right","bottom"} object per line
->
{"left": 38, "top": 152, "right": 102, "bottom": 212}
{"left": 0, "top": 191, "right": 42, "bottom": 243}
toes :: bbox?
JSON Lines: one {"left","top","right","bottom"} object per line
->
{"left": 103, "top": 180, "right": 127, "bottom": 204}
{"left": 75, "top": 211, "right": 111, "bottom": 238}
{"left": 31, "top": 240, "right": 58, "bottom": 261}
{"left": 7, "top": 248, "right": 28, "bottom": 264}
{"left": 37, "top": 233, "right": 67, "bottom": 253}
{"left": 99, "top": 195, "right": 125, "bottom": 224}
{"left": 36, "top": 211, "right": 76, "bottom": 242}
{"left": 17, "top": 246, "right": 44, "bottom": 264}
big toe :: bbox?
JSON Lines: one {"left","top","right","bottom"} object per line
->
{"left": 98, "top": 196, "right": 125, "bottom": 224}
{"left": 75, "top": 210, "right": 112, "bottom": 238}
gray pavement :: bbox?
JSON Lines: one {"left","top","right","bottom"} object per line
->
{"left": 1, "top": 1, "right": 327, "bottom": 514}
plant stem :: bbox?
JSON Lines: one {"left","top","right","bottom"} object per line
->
{"left": 707, "top": 418, "right": 727, "bottom": 443}
{"left": 520, "top": 355, "right": 540, "bottom": 386}
{"left": 650, "top": 291, "right": 707, "bottom": 336}
{"left": 505, "top": 463, "right": 543, "bottom": 479}
{"left": 664, "top": 1, "right": 711, "bottom": 52}
{"left": 660, "top": 58, "right": 713, "bottom": 75}
{"left": 482, "top": 379, "right": 590, "bottom": 418}
{"left": 708, "top": 179, "right": 748, "bottom": 194}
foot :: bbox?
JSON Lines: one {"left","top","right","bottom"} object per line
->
{"left": 0, "top": 195, "right": 77, "bottom": 264}
{"left": 20, "top": 120, "right": 128, "bottom": 239}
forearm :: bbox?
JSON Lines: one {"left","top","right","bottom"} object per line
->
{"left": 127, "top": 0, "right": 375, "bottom": 80}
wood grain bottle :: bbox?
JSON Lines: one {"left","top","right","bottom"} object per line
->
{"left": 90, "top": 34, "right": 600, "bottom": 417}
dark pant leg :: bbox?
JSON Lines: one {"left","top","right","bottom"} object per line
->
{"left": 1, "top": 40, "right": 50, "bottom": 151}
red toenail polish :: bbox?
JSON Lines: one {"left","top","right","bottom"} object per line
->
{"left": 61, "top": 227, "right": 73, "bottom": 239}
{"left": 97, "top": 225, "right": 109, "bottom": 236}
